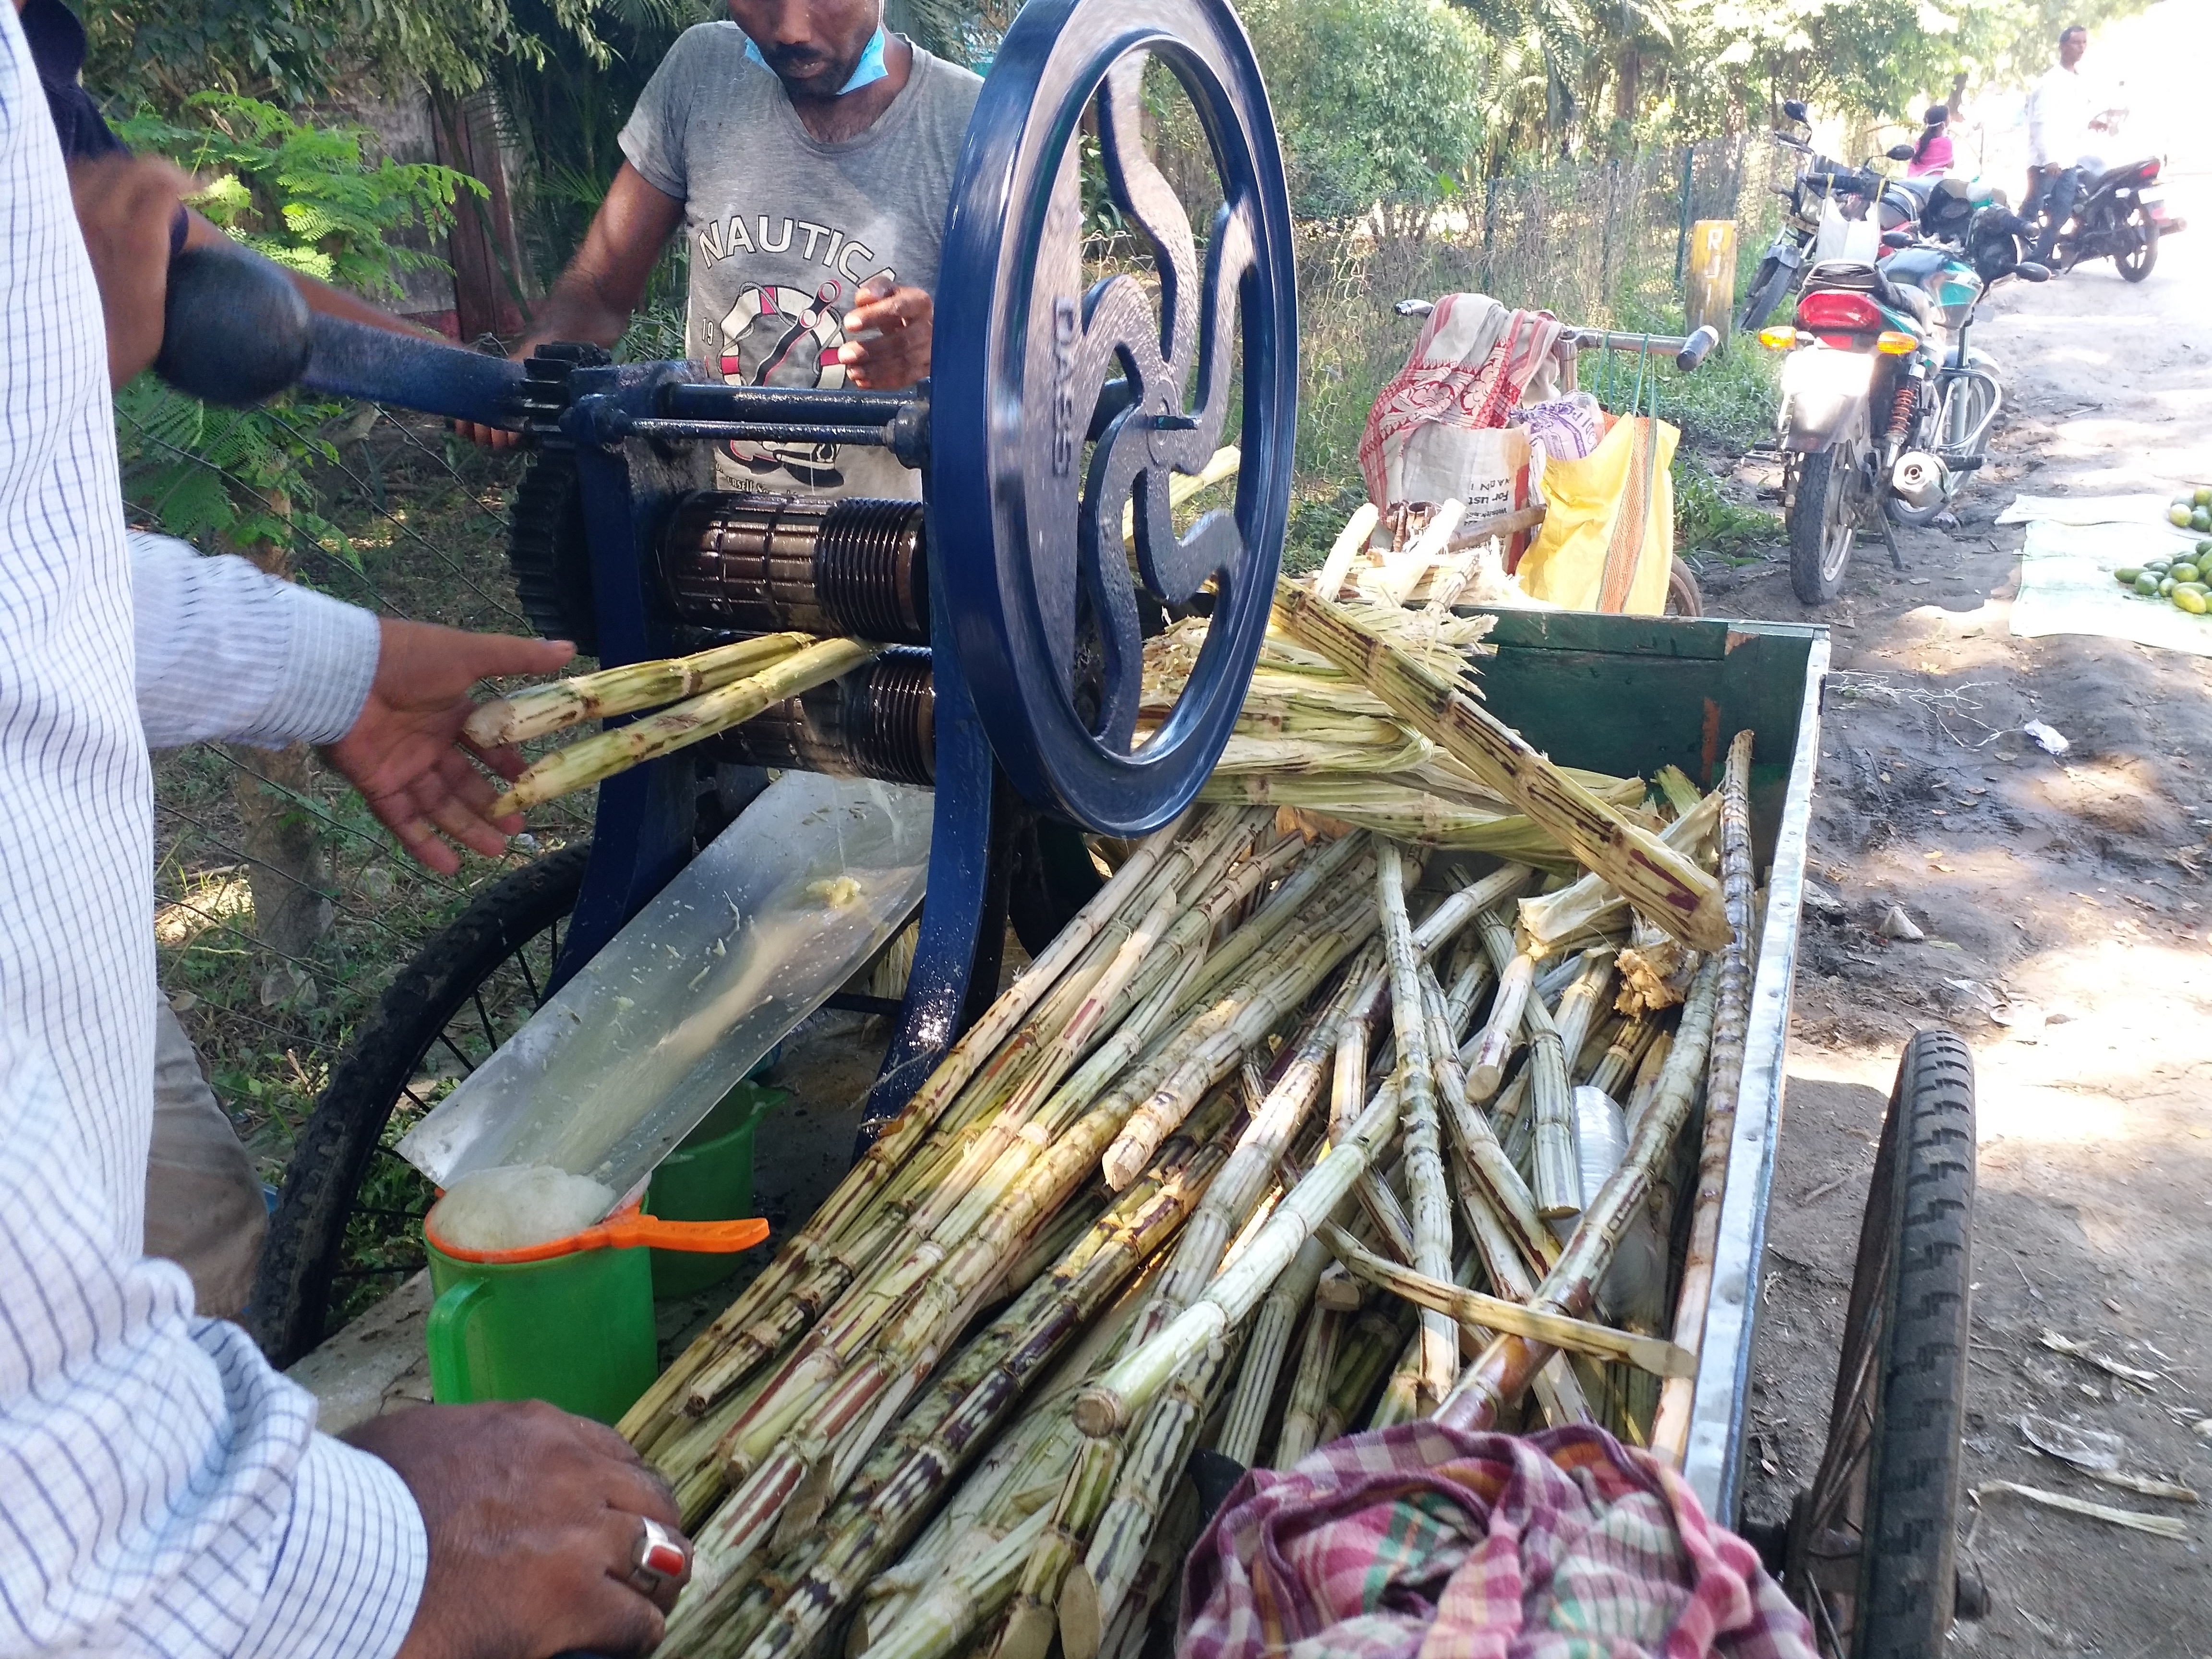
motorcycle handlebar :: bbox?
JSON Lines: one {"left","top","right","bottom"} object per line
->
{"left": 1675, "top": 326, "right": 1719, "bottom": 373}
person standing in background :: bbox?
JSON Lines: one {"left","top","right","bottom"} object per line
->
{"left": 1906, "top": 105, "right": 1953, "bottom": 177}
{"left": 2024, "top": 23, "right": 2126, "bottom": 210}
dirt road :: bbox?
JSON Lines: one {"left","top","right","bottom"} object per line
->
{"left": 1709, "top": 46, "right": 2212, "bottom": 1652}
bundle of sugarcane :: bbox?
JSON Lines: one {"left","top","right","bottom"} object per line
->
{"left": 620, "top": 597, "right": 1766, "bottom": 1659}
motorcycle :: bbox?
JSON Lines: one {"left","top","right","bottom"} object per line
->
{"left": 1758, "top": 213, "right": 2050, "bottom": 605}
{"left": 1739, "top": 101, "right": 1890, "bottom": 333}
{"left": 2026, "top": 154, "right": 2188, "bottom": 283}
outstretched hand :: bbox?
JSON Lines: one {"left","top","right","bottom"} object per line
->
{"left": 324, "top": 619, "right": 575, "bottom": 875}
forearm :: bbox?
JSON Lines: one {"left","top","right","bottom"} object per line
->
{"left": 184, "top": 209, "right": 438, "bottom": 339}
{"left": 522, "top": 270, "right": 637, "bottom": 349}
{"left": 130, "top": 531, "right": 381, "bottom": 750}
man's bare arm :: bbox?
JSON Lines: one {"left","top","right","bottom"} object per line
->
{"left": 458, "top": 164, "right": 684, "bottom": 447}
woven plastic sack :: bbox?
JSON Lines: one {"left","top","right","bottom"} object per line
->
{"left": 1513, "top": 412, "right": 1679, "bottom": 614}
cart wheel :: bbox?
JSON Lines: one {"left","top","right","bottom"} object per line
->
{"left": 1786, "top": 1029, "right": 1975, "bottom": 1658}
{"left": 1665, "top": 558, "right": 1705, "bottom": 618}
{"left": 250, "top": 845, "right": 590, "bottom": 1367}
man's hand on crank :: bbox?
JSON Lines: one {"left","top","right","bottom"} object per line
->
{"left": 65, "top": 153, "right": 192, "bottom": 389}
{"left": 323, "top": 619, "right": 575, "bottom": 876}
{"left": 348, "top": 1401, "right": 692, "bottom": 1659}
{"left": 838, "top": 277, "right": 932, "bottom": 388}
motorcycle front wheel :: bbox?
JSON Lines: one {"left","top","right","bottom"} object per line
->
{"left": 1790, "top": 441, "right": 1863, "bottom": 606}
{"left": 1739, "top": 255, "right": 1794, "bottom": 333}
{"left": 2118, "top": 207, "right": 2159, "bottom": 283}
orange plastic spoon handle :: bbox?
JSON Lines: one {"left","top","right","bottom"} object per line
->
{"left": 592, "top": 1215, "right": 772, "bottom": 1254}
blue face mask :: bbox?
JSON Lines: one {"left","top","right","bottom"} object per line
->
{"left": 745, "top": 24, "right": 890, "bottom": 94}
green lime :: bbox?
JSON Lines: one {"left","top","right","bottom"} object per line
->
{"left": 2162, "top": 576, "right": 2178, "bottom": 595}
{"left": 2137, "top": 574, "right": 2162, "bottom": 596}
{"left": 2199, "top": 539, "right": 2212, "bottom": 557}
{"left": 2146, "top": 557, "right": 2173, "bottom": 573}
{"left": 2195, "top": 509, "right": 2212, "bottom": 532}
{"left": 2116, "top": 566, "right": 2143, "bottom": 585}
{"left": 2174, "top": 563, "right": 2203, "bottom": 583}
{"left": 2176, "top": 588, "right": 2209, "bottom": 614}
{"left": 2170, "top": 504, "right": 2195, "bottom": 527}
{"left": 2195, "top": 486, "right": 2212, "bottom": 507}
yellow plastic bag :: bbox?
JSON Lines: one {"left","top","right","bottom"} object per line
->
{"left": 1515, "top": 414, "right": 1679, "bottom": 614}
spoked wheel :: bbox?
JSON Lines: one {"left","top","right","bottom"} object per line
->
{"left": 1789, "top": 439, "right": 1865, "bottom": 606}
{"left": 2118, "top": 207, "right": 2159, "bottom": 283}
{"left": 1664, "top": 557, "right": 1705, "bottom": 617}
{"left": 251, "top": 844, "right": 590, "bottom": 1367}
{"left": 1739, "top": 255, "right": 1794, "bottom": 333}
{"left": 1786, "top": 1029, "right": 1976, "bottom": 1658}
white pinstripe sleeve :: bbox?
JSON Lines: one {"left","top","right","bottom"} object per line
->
{"left": 2, "top": 10, "right": 429, "bottom": 1657}
{"left": 130, "top": 531, "right": 381, "bottom": 751}
{"left": 0, "top": 1028, "right": 428, "bottom": 1659}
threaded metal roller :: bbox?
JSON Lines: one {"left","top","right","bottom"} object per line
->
{"left": 703, "top": 647, "right": 935, "bottom": 787}
{"left": 660, "top": 493, "right": 928, "bottom": 644}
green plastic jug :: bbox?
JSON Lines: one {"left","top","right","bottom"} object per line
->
{"left": 645, "top": 1081, "right": 785, "bottom": 1299}
{"left": 424, "top": 1235, "right": 658, "bottom": 1424}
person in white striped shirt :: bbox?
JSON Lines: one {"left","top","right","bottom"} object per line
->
{"left": 3, "top": 7, "right": 696, "bottom": 1653}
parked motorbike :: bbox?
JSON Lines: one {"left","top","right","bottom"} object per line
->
{"left": 1759, "top": 213, "right": 2049, "bottom": 605}
{"left": 1739, "top": 101, "right": 1889, "bottom": 333}
{"left": 2026, "top": 154, "right": 2188, "bottom": 283}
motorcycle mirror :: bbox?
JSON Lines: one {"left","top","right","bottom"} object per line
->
{"left": 2014, "top": 261, "right": 2053, "bottom": 283}
{"left": 1886, "top": 143, "right": 1917, "bottom": 162}
{"left": 1782, "top": 99, "right": 1809, "bottom": 122}
{"left": 1881, "top": 229, "right": 1913, "bottom": 249}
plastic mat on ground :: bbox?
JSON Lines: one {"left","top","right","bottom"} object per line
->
{"left": 2008, "top": 515, "right": 2211, "bottom": 660}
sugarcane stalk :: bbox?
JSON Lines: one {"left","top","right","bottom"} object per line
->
{"left": 1517, "top": 788, "right": 1722, "bottom": 956}
{"left": 1373, "top": 842, "right": 1456, "bottom": 1407}
{"left": 504, "top": 637, "right": 884, "bottom": 810}
{"left": 1319, "top": 1296, "right": 1416, "bottom": 1445}
{"left": 1624, "top": 1029, "right": 1674, "bottom": 1131}
{"left": 733, "top": 1106, "right": 1236, "bottom": 1659}
{"left": 1465, "top": 936, "right": 1534, "bottom": 1100}
{"left": 1272, "top": 1295, "right": 1343, "bottom": 1467}
{"left": 1095, "top": 1480, "right": 1199, "bottom": 1659}
{"left": 1652, "top": 729, "right": 1757, "bottom": 1466}
{"left": 1067, "top": 1332, "right": 1240, "bottom": 1658}
{"left": 1273, "top": 582, "right": 1728, "bottom": 950}
{"left": 1310, "top": 501, "right": 1382, "bottom": 601}
{"left": 1215, "top": 1233, "right": 1330, "bottom": 1468}
{"left": 1418, "top": 963, "right": 1556, "bottom": 1276}
{"left": 1168, "top": 829, "right": 1370, "bottom": 1016}
{"left": 466, "top": 631, "right": 811, "bottom": 748}
{"left": 1586, "top": 1017, "right": 1658, "bottom": 1096}
{"left": 862, "top": 1503, "right": 1054, "bottom": 1659}
{"left": 1520, "top": 984, "right": 1578, "bottom": 1222}
{"left": 648, "top": 806, "right": 1199, "bottom": 1429}
{"left": 1075, "top": 1057, "right": 1400, "bottom": 1438}
{"left": 1100, "top": 876, "right": 1379, "bottom": 1189}
{"left": 1320, "top": 1225, "right": 1694, "bottom": 1377}
{"left": 1436, "top": 956, "right": 1722, "bottom": 1431}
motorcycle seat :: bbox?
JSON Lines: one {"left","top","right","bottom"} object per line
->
{"left": 2088, "top": 157, "right": 2157, "bottom": 192}
{"left": 1879, "top": 247, "right": 1949, "bottom": 289}
{"left": 1889, "top": 178, "right": 1938, "bottom": 202}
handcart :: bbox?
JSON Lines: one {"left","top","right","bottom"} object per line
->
{"left": 156, "top": 0, "right": 1974, "bottom": 1646}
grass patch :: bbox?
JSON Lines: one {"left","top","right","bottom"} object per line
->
{"left": 1674, "top": 451, "right": 1782, "bottom": 561}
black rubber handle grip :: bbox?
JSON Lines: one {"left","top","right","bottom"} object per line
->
{"left": 1675, "top": 325, "right": 1719, "bottom": 373}
{"left": 155, "top": 241, "right": 312, "bottom": 407}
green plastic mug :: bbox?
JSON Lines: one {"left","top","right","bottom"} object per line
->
{"left": 424, "top": 1236, "right": 658, "bottom": 1424}
{"left": 644, "top": 1081, "right": 786, "bottom": 1299}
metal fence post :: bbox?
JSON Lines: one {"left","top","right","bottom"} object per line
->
{"left": 1673, "top": 144, "right": 1695, "bottom": 286}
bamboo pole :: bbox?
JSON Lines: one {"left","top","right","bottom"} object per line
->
{"left": 465, "top": 631, "right": 811, "bottom": 747}
{"left": 1436, "top": 956, "right": 1722, "bottom": 1432}
{"left": 503, "top": 637, "right": 884, "bottom": 810}
{"left": 1651, "top": 729, "right": 1757, "bottom": 1465}
{"left": 1273, "top": 582, "right": 1728, "bottom": 950}
{"left": 1321, "top": 1225, "right": 1695, "bottom": 1377}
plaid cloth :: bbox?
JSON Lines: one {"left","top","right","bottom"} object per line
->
{"left": 1180, "top": 1424, "right": 1815, "bottom": 1659}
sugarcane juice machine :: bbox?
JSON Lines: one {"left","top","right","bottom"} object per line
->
{"left": 156, "top": 0, "right": 1299, "bottom": 1145}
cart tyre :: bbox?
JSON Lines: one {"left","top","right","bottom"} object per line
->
{"left": 250, "top": 845, "right": 591, "bottom": 1368}
{"left": 1665, "top": 558, "right": 1705, "bottom": 618}
{"left": 1787, "top": 1028, "right": 1975, "bottom": 1658}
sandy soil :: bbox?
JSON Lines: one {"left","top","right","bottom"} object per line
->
{"left": 1704, "top": 55, "right": 2212, "bottom": 1652}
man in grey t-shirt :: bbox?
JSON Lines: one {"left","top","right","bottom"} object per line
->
{"left": 467, "top": 0, "right": 981, "bottom": 500}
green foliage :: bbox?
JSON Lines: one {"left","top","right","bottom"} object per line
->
{"left": 114, "top": 98, "right": 477, "bottom": 553}
{"left": 1672, "top": 452, "right": 1781, "bottom": 559}
{"left": 1244, "top": 0, "right": 1492, "bottom": 220}
{"left": 116, "top": 95, "right": 479, "bottom": 295}
{"left": 84, "top": 0, "right": 630, "bottom": 109}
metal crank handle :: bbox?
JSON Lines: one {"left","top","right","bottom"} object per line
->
{"left": 155, "top": 240, "right": 525, "bottom": 429}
